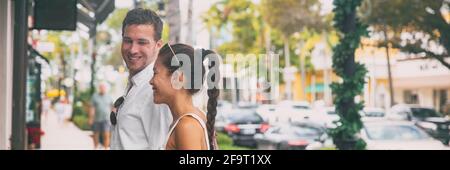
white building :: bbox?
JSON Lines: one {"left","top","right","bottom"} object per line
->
{"left": 0, "top": 0, "right": 14, "bottom": 150}
{"left": 392, "top": 57, "right": 450, "bottom": 111}
{"left": 358, "top": 45, "right": 450, "bottom": 112}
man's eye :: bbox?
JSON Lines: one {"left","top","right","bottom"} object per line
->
{"left": 138, "top": 41, "right": 149, "bottom": 45}
{"left": 123, "top": 39, "right": 132, "bottom": 43}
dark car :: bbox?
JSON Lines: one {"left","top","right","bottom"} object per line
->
{"left": 223, "top": 109, "right": 269, "bottom": 148}
{"left": 254, "top": 121, "right": 327, "bottom": 150}
{"left": 387, "top": 104, "right": 450, "bottom": 145}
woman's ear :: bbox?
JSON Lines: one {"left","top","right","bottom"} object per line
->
{"left": 171, "top": 70, "right": 184, "bottom": 90}
{"left": 178, "top": 71, "right": 185, "bottom": 83}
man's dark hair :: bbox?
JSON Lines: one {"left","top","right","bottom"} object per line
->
{"left": 122, "top": 8, "right": 163, "bottom": 40}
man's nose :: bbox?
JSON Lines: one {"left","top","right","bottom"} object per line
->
{"left": 130, "top": 43, "right": 139, "bottom": 54}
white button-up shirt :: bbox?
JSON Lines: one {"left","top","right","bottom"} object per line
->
{"left": 111, "top": 63, "right": 172, "bottom": 150}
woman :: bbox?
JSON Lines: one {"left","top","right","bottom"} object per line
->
{"left": 150, "top": 43, "right": 219, "bottom": 150}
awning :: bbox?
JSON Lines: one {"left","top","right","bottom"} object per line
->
{"left": 306, "top": 84, "right": 325, "bottom": 93}
{"left": 78, "top": 0, "right": 115, "bottom": 37}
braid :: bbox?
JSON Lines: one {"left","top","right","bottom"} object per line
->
{"left": 207, "top": 89, "right": 219, "bottom": 150}
{"left": 203, "top": 49, "right": 220, "bottom": 150}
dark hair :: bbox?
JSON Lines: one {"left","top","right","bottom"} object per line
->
{"left": 159, "top": 43, "right": 220, "bottom": 150}
{"left": 122, "top": 8, "right": 163, "bottom": 40}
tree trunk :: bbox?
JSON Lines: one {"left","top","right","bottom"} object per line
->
{"left": 342, "top": 11, "right": 356, "bottom": 119}
{"left": 299, "top": 41, "right": 306, "bottom": 101}
{"left": 186, "top": 0, "right": 193, "bottom": 44}
{"left": 283, "top": 36, "right": 292, "bottom": 100}
{"left": 88, "top": 36, "right": 96, "bottom": 96}
{"left": 383, "top": 23, "right": 395, "bottom": 107}
{"left": 167, "top": 0, "right": 181, "bottom": 43}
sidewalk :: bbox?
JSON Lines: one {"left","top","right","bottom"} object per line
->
{"left": 40, "top": 109, "right": 94, "bottom": 150}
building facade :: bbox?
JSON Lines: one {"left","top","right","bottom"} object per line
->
{"left": 0, "top": 0, "right": 14, "bottom": 150}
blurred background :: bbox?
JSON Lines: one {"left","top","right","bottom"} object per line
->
{"left": 0, "top": 0, "right": 449, "bottom": 150}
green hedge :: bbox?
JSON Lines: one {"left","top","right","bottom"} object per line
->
{"left": 216, "top": 132, "right": 251, "bottom": 150}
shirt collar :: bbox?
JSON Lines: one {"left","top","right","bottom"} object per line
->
{"left": 129, "top": 62, "right": 155, "bottom": 87}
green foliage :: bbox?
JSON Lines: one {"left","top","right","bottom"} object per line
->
{"left": 329, "top": 0, "right": 368, "bottom": 150}
{"left": 261, "top": 0, "right": 327, "bottom": 36}
{"left": 203, "top": 0, "right": 264, "bottom": 55}
{"left": 72, "top": 111, "right": 91, "bottom": 131}
{"left": 217, "top": 132, "right": 251, "bottom": 150}
{"left": 361, "top": 0, "right": 450, "bottom": 69}
{"left": 72, "top": 90, "right": 93, "bottom": 130}
{"left": 106, "top": 8, "right": 129, "bottom": 32}
{"left": 204, "top": 0, "right": 329, "bottom": 72}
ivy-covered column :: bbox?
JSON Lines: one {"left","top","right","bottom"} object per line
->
{"left": 329, "top": 0, "right": 368, "bottom": 150}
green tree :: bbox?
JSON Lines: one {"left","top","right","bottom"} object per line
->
{"left": 103, "top": 8, "right": 128, "bottom": 68}
{"left": 329, "top": 0, "right": 368, "bottom": 150}
{"left": 203, "top": 0, "right": 264, "bottom": 55}
{"left": 362, "top": 0, "right": 450, "bottom": 69}
{"left": 105, "top": 8, "right": 129, "bottom": 31}
{"left": 260, "top": 0, "right": 327, "bottom": 63}
{"left": 260, "top": 0, "right": 327, "bottom": 99}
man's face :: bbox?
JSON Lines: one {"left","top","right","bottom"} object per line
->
{"left": 99, "top": 84, "right": 107, "bottom": 94}
{"left": 121, "top": 24, "right": 162, "bottom": 76}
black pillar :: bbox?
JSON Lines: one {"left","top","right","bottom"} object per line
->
{"left": 12, "top": 0, "right": 29, "bottom": 150}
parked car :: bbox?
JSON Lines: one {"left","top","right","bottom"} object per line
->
{"left": 217, "top": 100, "right": 232, "bottom": 111}
{"left": 362, "top": 107, "right": 385, "bottom": 117}
{"left": 361, "top": 120, "right": 448, "bottom": 150}
{"left": 275, "top": 100, "right": 313, "bottom": 122}
{"left": 215, "top": 100, "right": 234, "bottom": 132}
{"left": 222, "top": 109, "right": 269, "bottom": 147}
{"left": 254, "top": 121, "right": 330, "bottom": 150}
{"left": 387, "top": 104, "right": 450, "bottom": 145}
{"left": 360, "top": 107, "right": 386, "bottom": 122}
{"left": 309, "top": 107, "right": 340, "bottom": 129}
{"left": 256, "top": 104, "right": 278, "bottom": 123}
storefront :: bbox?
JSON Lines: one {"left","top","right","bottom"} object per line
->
{"left": 392, "top": 58, "right": 450, "bottom": 113}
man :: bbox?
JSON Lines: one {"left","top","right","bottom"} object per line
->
{"left": 110, "top": 8, "right": 172, "bottom": 150}
{"left": 89, "top": 83, "right": 113, "bottom": 150}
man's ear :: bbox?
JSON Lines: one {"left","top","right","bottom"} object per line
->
{"left": 156, "top": 39, "right": 163, "bottom": 49}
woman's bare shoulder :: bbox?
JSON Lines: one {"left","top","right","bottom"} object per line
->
{"left": 173, "top": 115, "right": 204, "bottom": 149}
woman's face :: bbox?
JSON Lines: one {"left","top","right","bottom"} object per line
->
{"left": 150, "top": 57, "right": 177, "bottom": 104}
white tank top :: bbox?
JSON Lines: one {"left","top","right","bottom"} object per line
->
{"left": 164, "top": 113, "right": 210, "bottom": 150}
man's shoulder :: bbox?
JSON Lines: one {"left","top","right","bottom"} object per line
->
{"left": 91, "top": 94, "right": 99, "bottom": 101}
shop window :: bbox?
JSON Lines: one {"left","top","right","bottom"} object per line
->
{"left": 404, "top": 90, "right": 419, "bottom": 104}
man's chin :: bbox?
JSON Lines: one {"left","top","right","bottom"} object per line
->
{"left": 128, "top": 65, "right": 144, "bottom": 74}
{"left": 153, "top": 99, "right": 162, "bottom": 104}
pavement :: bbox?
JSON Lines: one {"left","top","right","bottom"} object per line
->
{"left": 40, "top": 108, "right": 94, "bottom": 150}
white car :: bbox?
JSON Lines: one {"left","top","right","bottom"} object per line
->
{"left": 308, "top": 107, "right": 340, "bottom": 129}
{"left": 362, "top": 107, "right": 385, "bottom": 117}
{"left": 361, "top": 120, "right": 448, "bottom": 150}
{"left": 275, "top": 100, "right": 313, "bottom": 123}
{"left": 361, "top": 107, "right": 386, "bottom": 122}
{"left": 256, "top": 104, "right": 278, "bottom": 123}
